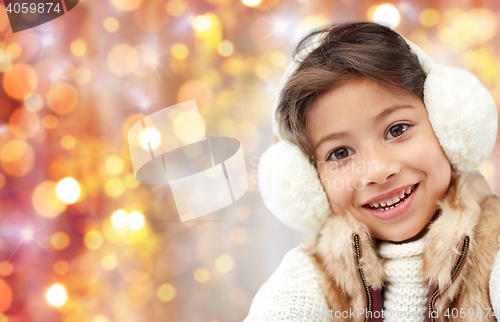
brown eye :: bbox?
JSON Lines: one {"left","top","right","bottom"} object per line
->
{"left": 386, "top": 124, "right": 409, "bottom": 139}
{"left": 327, "top": 147, "right": 353, "bottom": 161}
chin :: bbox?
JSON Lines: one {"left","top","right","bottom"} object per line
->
{"left": 385, "top": 235, "right": 414, "bottom": 243}
{"left": 380, "top": 226, "right": 426, "bottom": 243}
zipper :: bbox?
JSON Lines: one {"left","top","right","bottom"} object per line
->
{"left": 428, "top": 236, "right": 470, "bottom": 322}
{"left": 354, "top": 234, "right": 371, "bottom": 322}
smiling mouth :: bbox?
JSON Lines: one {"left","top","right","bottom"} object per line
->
{"left": 364, "top": 183, "right": 418, "bottom": 211}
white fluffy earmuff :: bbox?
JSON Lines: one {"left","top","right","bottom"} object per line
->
{"left": 258, "top": 33, "right": 498, "bottom": 233}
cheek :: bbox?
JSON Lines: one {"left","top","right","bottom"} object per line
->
{"left": 318, "top": 171, "right": 356, "bottom": 210}
{"left": 403, "top": 130, "right": 451, "bottom": 194}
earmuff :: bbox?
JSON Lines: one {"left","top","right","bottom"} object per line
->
{"left": 258, "top": 32, "right": 498, "bottom": 233}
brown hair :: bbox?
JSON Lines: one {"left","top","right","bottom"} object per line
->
{"left": 275, "top": 22, "right": 426, "bottom": 164}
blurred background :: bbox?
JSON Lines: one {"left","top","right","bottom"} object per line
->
{"left": 0, "top": 0, "right": 499, "bottom": 321}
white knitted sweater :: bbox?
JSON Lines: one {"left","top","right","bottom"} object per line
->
{"left": 244, "top": 237, "right": 500, "bottom": 322}
{"left": 378, "top": 238, "right": 427, "bottom": 322}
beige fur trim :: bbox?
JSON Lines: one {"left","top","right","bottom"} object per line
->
{"left": 422, "top": 170, "right": 491, "bottom": 289}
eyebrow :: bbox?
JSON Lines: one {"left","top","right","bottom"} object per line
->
{"left": 313, "top": 104, "right": 415, "bottom": 153}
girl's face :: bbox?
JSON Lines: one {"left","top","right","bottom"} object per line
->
{"left": 306, "top": 77, "right": 451, "bottom": 242}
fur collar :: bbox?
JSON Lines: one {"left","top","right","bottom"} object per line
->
{"left": 304, "top": 168, "right": 493, "bottom": 308}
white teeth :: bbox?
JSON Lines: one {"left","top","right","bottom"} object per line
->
{"left": 368, "top": 185, "right": 416, "bottom": 210}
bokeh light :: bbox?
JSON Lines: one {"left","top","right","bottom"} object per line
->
{"left": 105, "top": 155, "right": 125, "bottom": 175}
{"left": 101, "top": 254, "right": 118, "bottom": 271}
{"left": 9, "top": 108, "right": 40, "bottom": 139}
{"left": 70, "top": 40, "right": 87, "bottom": 56}
{"left": 20, "top": 228, "right": 33, "bottom": 241}
{"left": 242, "top": 0, "right": 262, "bottom": 7}
{"left": 46, "top": 284, "right": 67, "bottom": 307}
{"left": 373, "top": 4, "right": 400, "bottom": 29}
{"left": 217, "top": 40, "right": 234, "bottom": 57}
{"left": 6, "top": 43, "right": 22, "bottom": 59}
{"left": 124, "top": 173, "right": 140, "bottom": 189}
{"left": 0, "top": 262, "right": 13, "bottom": 277}
{"left": 60, "top": 135, "right": 76, "bottom": 150}
{"left": 170, "top": 43, "right": 189, "bottom": 60}
{"left": 92, "top": 315, "right": 110, "bottom": 322}
{"left": 51, "top": 232, "right": 70, "bottom": 250}
{"left": 110, "top": 0, "right": 141, "bottom": 11}
{"left": 53, "top": 261, "right": 69, "bottom": 275}
{"left": 84, "top": 230, "right": 104, "bottom": 250}
{"left": 192, "top": 15, "right": 212, "bottom": 32}
{"left": 103, "top": 17, "right": 120, "bottom": 32}
{"left": 139, "top": 128, "right": 161, "bottom": 149}
{"left": 32, "top": 181, "right": 67, "bottom": 218}
{"left": 3, "top": 63, "right": 37, "bottom": 100}
{"left": 105, "top": 177, "right": 125, "bottom": 198}
{"left": 156, "top": 284, "right": 176, "bottom": 302}
{"left": 111, "top": 209, "right": 128, "bottom": 228}
{"left": 0, "top": 139, "right": 35, "bottom": 176}
{"left": 42, "top": 114, "right": 58, "bottom": 129}
{"left": 55, "top": 177, "right": 81, "bottom": 204}
{"left": 107, "top": 44, "right": 138, "bottom": 76}
{"left": 46, "top": 82, "right": 78, "bottom": 115}
{"left": 420, "top": 8, "right": 440, "bottom": 27}
{"left": 229, "top": 227, "right": 247, "bottom": 245}
{"left": 41, "top": 35, "right": 54, "bottom": 47}
{"left": 166, "top": 0, "right": 185, "bottom": 16}
{"left": 24, "top": 93, "right": 43, "bottom": 111}
{"left": 214, "top": 255, "right": 234, "bottom": 273}
{"left": 194, "top": 268, "right": 210, "bottom": 283}
{"left": 127, "top": 211, "right": 145, "bottom": 230}
{"left": 0, "top": 279, "right": 12, "bottom": 313}
{"left": 73, "top": 66, "right": 92, "bottom": 84}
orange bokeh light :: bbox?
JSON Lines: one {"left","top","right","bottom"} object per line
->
{"left": 0, "top": 279, "right": 12, "bottom": 313}
{"left": 51, "top": 232, "right": 71, "bottom": 250}
{"left": 0, "top": 262, "right": 13, "bottom": 277}
{"left": 32, "top": 181, "right": 67, "bottom": 218}
{"left": 9, "top": 108, "right": 41, "bottom": 139}
{"left": 3, "top": 63, "right": 37, "bottom": 100}
{"left": 0, "top": 139, "right": 35, "bottom": 177}
{"left": 46, "top": 82, "right": 78, "bottom": 115}
{"left": 42, "top": 114, "right": 58, "bottom": 129}
{"left": 53, "top": 260, "right": 69, "bottom": 275}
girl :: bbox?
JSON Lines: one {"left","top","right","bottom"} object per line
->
{"left": 245, "top": 22, "right": 500, "bottom": 322}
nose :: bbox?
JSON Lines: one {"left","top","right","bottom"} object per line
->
{"left": 361, "top": 145, "right": 401, "bottom": 186}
